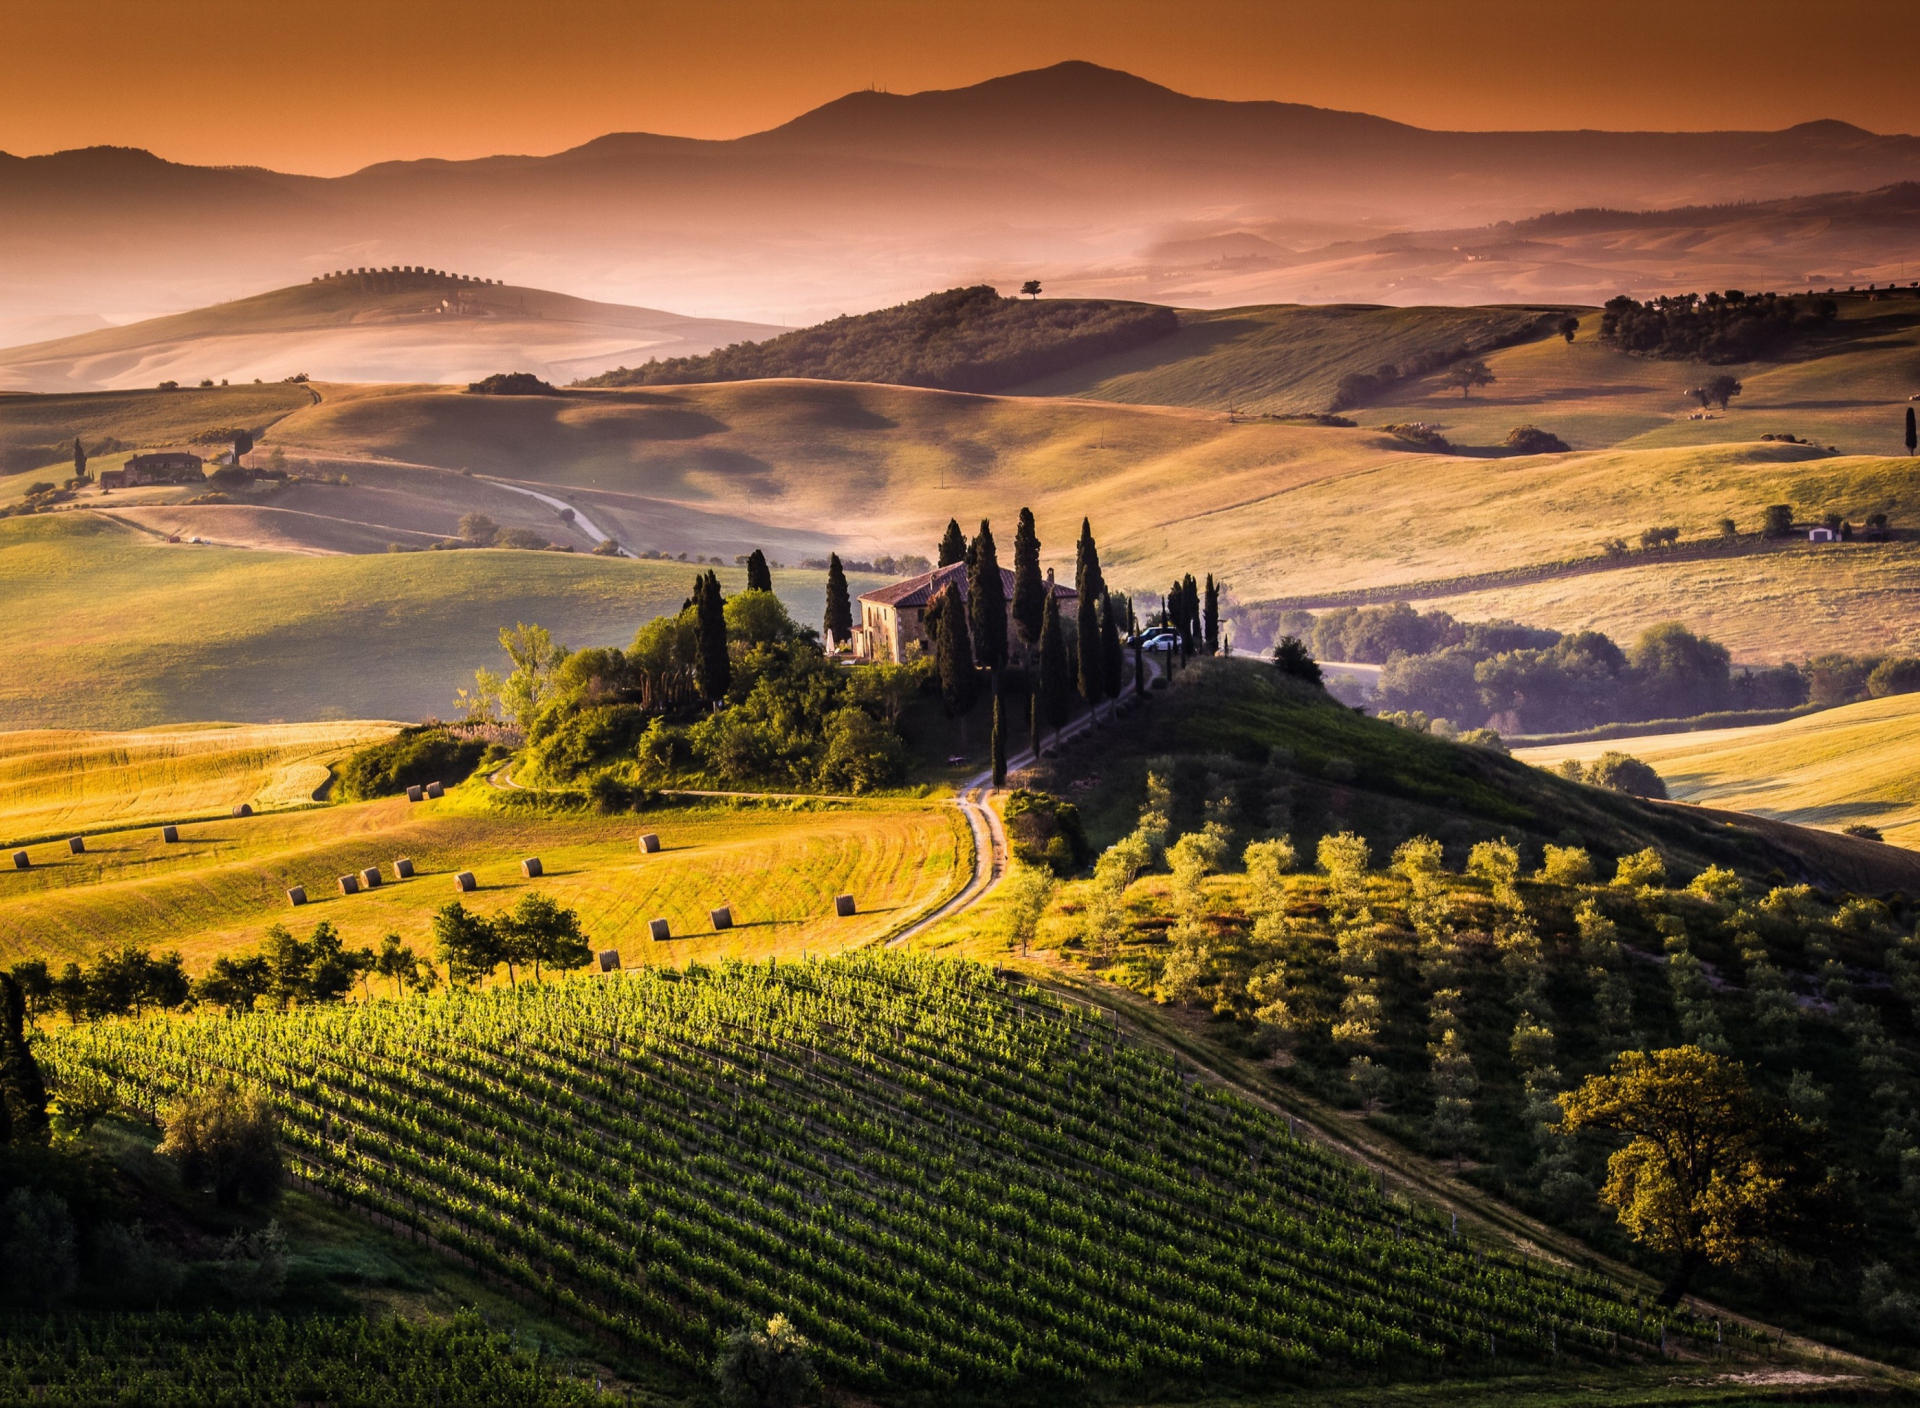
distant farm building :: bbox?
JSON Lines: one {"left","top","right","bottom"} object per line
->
{"left": 852, "top": 563, "right": 1077, "bottom": 664}
{"left": 99, "top": 451, "right": 204, "bottom": 489}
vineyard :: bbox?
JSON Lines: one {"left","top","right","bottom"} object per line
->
{"left": 0, "top": 1309, "right": 612, "bottom": 1405}
{"left": 40, "top": 955, "right": 1709, "bottom": 1395}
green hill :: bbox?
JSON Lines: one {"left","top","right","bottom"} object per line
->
{"left": 578, "top": 284, "right": 1179, "bottom": 393}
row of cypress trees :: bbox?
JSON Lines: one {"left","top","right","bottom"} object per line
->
{"left": 1161, "top": 573, "right": 1222, "bottom": 657}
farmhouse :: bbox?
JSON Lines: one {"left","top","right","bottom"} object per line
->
{"left": 852, "top": 562, "right": 1076, "bottom": 663}
{"left": 98, "top": 450, "right": 204, "bottom": 489}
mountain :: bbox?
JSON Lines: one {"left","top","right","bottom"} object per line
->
{"left": 7, "top": 63, "right": 1920, "bottom": 330}
{"left": 0, "top": 272, "right": 783, "bottom": 392}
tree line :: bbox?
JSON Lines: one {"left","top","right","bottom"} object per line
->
{"left": 1598, "top": 290, "right": 1837, "bottom": 364}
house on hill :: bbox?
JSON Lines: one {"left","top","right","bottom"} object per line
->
{"left": 98, "top": 450, "right": 204, "bottom": 489}
{"left": 852, "top": 562, "right": 1076, "bottom": 663}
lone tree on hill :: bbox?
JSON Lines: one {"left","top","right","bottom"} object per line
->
{"left": 967, "top": 520, "right": 1009, "bottom": 674}
{"left": 744, "top": 549, "right": 772, "bottom": 593}
{"left": 694, "top": 570, "right": 731, "bottom": 706}
{"left": 1560, "top": 1046, "right": 1811, "bottom": 1306}
{"left": 1907, "top": 406, "right": 1917, "bottom": 455}
{"left": 1444, "top": 360, "right": 1496, "bottom": 398}
{"left": 1558, "top": 316, "right": 1580, "bottom": 343}
{"left": 1689, "top": 374, "right": 1743, "bottom": 411}
{"left": 1020, "top": 280, "right": 1042, "bottom": 300}
{"left": 937, "top": 518, "right": 967, "bottom": 567}
{"left": 1010, "top": 508, "right": 1046, "bottom": 648}
{"left": 926, "top": 581, "right": 978, "bottom": 744}
{"left": 823, "top": 553, "right": 852, "bottom": 644}
{"left": 1037, "top": 592, "right": 1072, "bottom": 743}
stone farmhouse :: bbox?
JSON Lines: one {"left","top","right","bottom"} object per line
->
{"left": 98, "top": 451, "right": 204, "bottom": 489}
{"left": 852, "top": 562, "right": 1076, "bottom": 663}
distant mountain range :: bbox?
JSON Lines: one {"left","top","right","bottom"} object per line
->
{"left": 7, "top": 61, "right": 1920, "bottom": 330}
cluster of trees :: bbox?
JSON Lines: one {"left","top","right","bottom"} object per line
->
{"left": 335, "top": 724, "right": 491, "bottom": 801}
{"left": 1598, "top": 291, "right": 1836, "bottom": 363}
{"left": 799, "top": 552, "right": 930, "bottom": 577}
{"left": 430, "top": 894, "right": 591, "bottom": 986}
{"left": 452, "top": 513, "right": 563, "bottom": 552}
{"left": 465, "top": 373, "right": 557, "bottom": 396}
{"left": 7, "top": 947, "right": 190, "bottom": 1025}
{"left": 580, "top": 286, "right": 1179, "bottom": 394}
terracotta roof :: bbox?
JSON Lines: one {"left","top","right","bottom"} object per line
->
{"left": 858, "top": 562, "right": 1077, "bottom": 610}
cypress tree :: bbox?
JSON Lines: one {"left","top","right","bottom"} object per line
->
{"left": 72, "top": 437, "right": 87, "bottom": 481}
{"left": 823, "top": 553, "right": 852, "bottom": 644}
{"left": 1099, "top": 593, "right": 1124, "bottom": 709}
{"left": 694, "top": 571, "right": 730, "bottom": 706}
{"left": 991, "top": 692, "right": 1007, "bottom": 787}
{"left": 1133, "top": 597, "right": 1145, "bottom": 696}
{"left": 967, "top": 519, "right": 1009, "bottom": 672}
{"left": 0, "top": 973, "right": 49, "bottom": 1146}
{"left": 1038, "top": 593, "right": 1072, "bottom": 737}
{"left": 745, "top": 549, "right": 772, "bottom": 593}
{"left": 938, "top": 518, "right": 967, "bottom": 567}
{"left": 928, "top": 581, "right": 978, "bottom": 743}
{"left": 1010, "top": 507, "right": 1045, "bottom": 648}
{"left": 1074, "top": 517, "right": 1105, "bottom": 601}
{"left": 1076, "top": 585, "right": 1103, "bottom": 718}
{"left": 1204, "top": 574, "right": 1220, "bottom": 654}
{"left": 1908, "top": 406, "right": 1917, "bottom": 456}
{"left": 1028, "top": 685, "right": 1040, "bottom": 753}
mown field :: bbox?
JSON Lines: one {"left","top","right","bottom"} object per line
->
{"left": 0, "top": 775, "right": 963, "bottom": 969}
{"left": 1516, "top": 691, "right": 1920, "bottom": 849}
{"left": 0, "top": 721, "right": 395, "bottom": 843}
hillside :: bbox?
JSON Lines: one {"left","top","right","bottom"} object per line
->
{"left": 581, "top": 284, "right": 1178, "bottom": 393}
{"left": 0, "top": 272, "right": 781, "bottom": 393}
{"left": 1517, "top": 692, "right": 1920, "bottom": 850}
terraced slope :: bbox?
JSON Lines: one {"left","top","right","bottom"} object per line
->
{"left": 44, "top": 955, "right": 1697, "bottom": 1394}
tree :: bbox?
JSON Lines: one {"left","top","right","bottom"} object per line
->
{"left": 1019, "top": 280, "right": 1042, "bottom": 300}
{"left": 1558, "top": 316, "right": 1580, "bottom": 343}
{"left": 1273, "top": 636, "right": 1322, "bottom": 686}
{"left": 458, "top": 512, "right": 500, "bottom": 545}
{"left": 1444, "top": 360, "right": 1496, "bottom": 398}
{"left": 967, "top": 520, "right": 1009, "bottom": 672}
{"left": 694, "top": 571, "right": 731, "bottom": 706}
{"left": 495, "top": 622, "right": 569, "bottom": 731}
{"left": 159, "top": 1086, "right": 284, "bottom": 1207}
{"left": 1203, "top": 574, "right": 1219, "bottom": 654}
{"left": 1074, "top": 517, "right": 1104, "bottom": 601}
{"left": 373, "top": 935, "right": 424, "bottom": 997}
{"left": 433, "top": 901, "right": 504, "bottom": 986}
{"left": 999, "top": 864, "right": 1057, "bottom": 955}
{"left": 744, "top": 549, "right": 772, "bottom": 593}
{"left": 1099, "top": 593, "right": 1124, "bottom": 709}
{"left": 927, "top": 581, "right": 977, "bottom": 741}
{"left": 991, "top": 691, "right": 1007, "bottom": 786}
{"left": 1689, "top": 374, "right": 1743, "bottom": 410}
{"left": 1560, "top": 1046, "right": 1805, "bottom": 1305}
{"left": 1762, "top": 504, "right": 1794, "bottom": 538}
{"left": 715, "top": 1313, "right": 818, "bottom": 1408}
{"left": 71, "top": 438, "right": 87, "bottom": 481}
{"left": 496, "top": 891, "right": 591, "bottom": 982}
{"left": 937, "top": 518, "right": 966, "bottom": 567}
{"left": 1907, "top": 406, "right": 1917, "bottom": 456}
{"left": 1038, "top": 593, "right": 1072, "bottom": 739}
{"left": 232, "top": 430, "right": 254, "bottom": 460}
{"left": 823, "top": 554, "right": 852, "bottom": 644}
{"left": 1076, "top": 584, "right": 1104, "bottom": 719}
{"left": 0, "top": 973, "right": 49, "bottom": 1146}
{"left": 1009, "top": 508, "right": 1045, "bottom": 648}
{"left": 194, "top": 953, "right": 271, "bottom": 1015}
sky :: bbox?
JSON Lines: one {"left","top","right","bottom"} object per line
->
{"left": 9, "top": 0, "right": 1920, "bottom": 175}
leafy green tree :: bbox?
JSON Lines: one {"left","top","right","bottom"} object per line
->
{"left": 493, "top": 622, "right": 569, "bottom": 731}
{"left": 496, "top": 891, "right": 591, "bottom": 982}
{"left": 433, "top": 902, "right": 504, "bottom": 987}
{"left": 744, "top": 549, "right": 772, "bottom": 592}
{"left": 1629, "top": 621, "right": 1731, "bottom": 718}
{"left": 159, "top": 1086, "right": 284, "bottom": 1207}
{"left": 1584, "top": 751, "right": 1667, "bottom": 798}
{"left": 457, "top": 512, "right": 499, "bottom": 545}
{"left": 1444, "top": 360, "right": 1496, "bottom": 398}
{"left": 823, "top": 553, "right": 852, "bottom": 644}
{"left": 1272, "top": 636, "right": 1322, "bottom": 686}
{"left": 1689, "top": 374, "right": 1743, "bottom": 410}
{"left": 694, "top": 571, "right": 731, "bottom": 706}
{"left": 967, "top": 519, "right": 1009, "bottom": 672}
{"left": 999, "top": 864, "right": 1056, "bottom": 954}
{"left": 1010, "top": 508, "right": 1045, "bottom": 648}
{"left": 373, "top": 935, "right": 426, "bottom": 997}
{"left": 1762, "top": 504, "right": 1794, "bottom": 538}
{"left": 194, "top": 952, "right": 271, "bottom": 1015}
{"left": 926, "top": 581, "right": 977, "bottom": 742}
{"left": 937, "top": 518, "right": 966, "bottom": 567}
{"left": 1558, "top": 316, "right": 1579, "bottom": 343}
{"left": 1038, "top": 592, "right": 1072, "bottom": 737}
{"left": 1560, "top": 1046, "right": 1807, "bottom": 1305}
{"left": 715, "top": 1313, "right": 818, "bottom": 1408}
{"left": 1019, "top": 280, "right": 1042, "bottom": 300}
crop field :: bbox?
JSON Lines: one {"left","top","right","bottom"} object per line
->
{"left": 42, "top": 954, "right": 1701, "bottom": 1395}
{"left": 0, "top": 514, "right": 853, "bottom": 728}
{"left": 0, "top": 782, "right": 963, "bottom": 969}
{"left": 0, "top": 721, "right": 397, "bottom": 844}
{"left": 1516, "top": 691, "right": 1920, "bottom": 848}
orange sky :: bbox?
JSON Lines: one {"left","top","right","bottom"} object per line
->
{"left": 9, "top": 0, "right": 1920, "bottom": 175}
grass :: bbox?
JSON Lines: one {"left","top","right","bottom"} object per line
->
{"left": 1516, "top": 691, "right": 1920, "bottom": 849}
{"left": 0, "top": 774, "right": 963, "bottom": 969}
{"left": 0, "top": 721, "right": 396, "bottom": 844}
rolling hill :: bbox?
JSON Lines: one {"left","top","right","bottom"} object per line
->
{"left": 0, "top": 272, "right": 782, "bottom": 393}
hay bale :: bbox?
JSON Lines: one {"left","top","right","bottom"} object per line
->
{"left": 338, "top": 874, "right": 360, "bottom": 895}
{"left": 648, "top": 918, "right": 671, "bottom": 942}
{"left": 710, "top": 905, "right": 733, "bottom": 931}
{"left": 597, "top": 949, "right": 620, "bottom": 972}
{"left": 393, "top": 857, "right": 415, "bottom": 879}
{"left": 522, "top": 857, "right": 544, "bottom": 878}
{"left": 232, "top": 803, "right": 253, "bottom": 818}
{"left": 406, "top": 785, "right": 424, "bottom": 803}
{"left": 453, "top": 871, "right": 476, "bottom": 893}
{"left": 68, "top": 837, "right": 85, "bottom": 855}
{"left": 425, "top": 781, "right": 445, "bottom": 799}
{"left": 638, "top": 833, "right": 661, "bottom": 854}
{"left": 360, "top": 867, "right": 382, "bottom": 889}
{"left": 161, "top": 825, "right": 179, "bottom": 843}
{"left": 287, "top": 886, "right": 307, "bottom": 906}
{"left": 834, "top": 893, "right": 857, "bottom": 917}
{"left": 10, "top": 851, "right": 27, "bottom": 871}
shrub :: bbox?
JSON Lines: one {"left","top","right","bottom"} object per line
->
{"left": 523, "top": 704, "right": 650, "bottom": 783}
{"left": 495, "top": 527, "right": 550, "bottom": 550}
{"left": 1688, "top": 864, "right": 1743, "bottom": 903}
{"left": 1584, "top": 751, "right": 1668, "bottom": 799}
{"left": 1456, "top": 728, "right": 1509, "bottom": 753}
{"left": 1380, "top": 423, "right": 1453, "bottom": 452}
{"left": 1613, "top": 848, "right": 1667, "bottom": 888}
{"left": 158, "top": 1086, "right": 284, "bottom": 1206}
{"left": 335, "top": 726, "right": 486, "bottom": 801}
{"left": 715, "top": 1314, "right": 818, "bottom": 1408}
{"left": 1003, "top": 790, "right": 1090, "bottom": 876}
{"left": 1869, "top": 657, "right": 1920, "bottom": 698}
{"left": 465, "top": 372, "right": 556, "bottom": 395}
{"left": 1504, "top": 426, "right": 1569, "bottom": 454}
{"left": 1762, "top": 504, "right": 1794, "bottom": 538}
{"left": 1538, "top": 845, "right": 1595, "bottom": 885}
{"left": 818, "top": 706, "right": 905, "bottom": 793}
{"left": 1272, "top": 636, "right": 1322, "bottom": 686}
{"left": 1844, "top": 822, "right": 1886, "bottom": 842}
